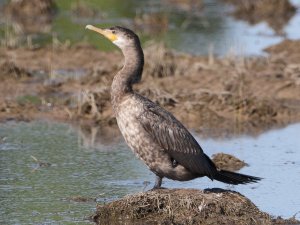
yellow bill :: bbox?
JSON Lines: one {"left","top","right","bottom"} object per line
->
{"left": 85, "top": 25, "right": 117, "bottom": 42}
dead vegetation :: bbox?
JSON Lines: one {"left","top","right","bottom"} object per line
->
{"left": 0, "top": 40, "right": 300, "bottom": 136}
{"left": 92, "top": 188, "right": 299, "bottom": 225}
{"left": 0, "top": 60, "right": 32, "bottom": 80}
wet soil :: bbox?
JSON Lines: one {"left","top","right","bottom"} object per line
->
{"left": 92, "top": 188, "right": 300, "bottom": 225}
{"left": 222, "top": 0, "right": 296, "bottom": 34}
{"left": 1, "top": 40, "right": 300, "bottom": 137}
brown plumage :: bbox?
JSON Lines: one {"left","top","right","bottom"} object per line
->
{"left": 86, "top": 25, "right": 261, "bottom": 188}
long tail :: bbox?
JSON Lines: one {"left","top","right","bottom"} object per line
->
{"left": 213, "top": 169, "right": 261, "bottom": 185}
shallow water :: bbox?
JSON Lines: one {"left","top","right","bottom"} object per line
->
{"left": 0, "top": 121, "right": 300, "bottom": 224}
{"left": 0, "top": 0, "right": 300, "bottom": 55}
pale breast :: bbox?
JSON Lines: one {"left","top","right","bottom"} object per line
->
{"left": 115, "top": 96, "right": 154, "bottom": 161}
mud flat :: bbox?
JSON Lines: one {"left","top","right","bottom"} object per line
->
{"left": 92, "top": 188, "right": 299, "bottom": 225}
{"left": 1, "top": 39, "right": 300, "bottom": 137}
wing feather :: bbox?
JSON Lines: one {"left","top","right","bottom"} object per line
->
{"left": 137, "top": 103, "right": 203, "bottom": 155}
{"left": 136, "top": 100, "right": 216, "bottom": 178}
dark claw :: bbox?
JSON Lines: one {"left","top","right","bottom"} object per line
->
{"left": 172, "top": 158, "right": 178, "bottom": 168}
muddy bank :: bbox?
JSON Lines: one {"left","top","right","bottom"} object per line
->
{"left": 1, "top": 39, "right": 300, "bottom": 137}
{"left": 222, "top": 0, "right": 296, "bottom": 33}
{"left": 212, "top": 153, "right": 248, "bottom": 171}
{"left": 92, "top": 188, "right": 299, "bottom": 225}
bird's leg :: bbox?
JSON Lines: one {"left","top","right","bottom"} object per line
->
{"left": 152, "top": 175, "right": 163, "bottom": 189}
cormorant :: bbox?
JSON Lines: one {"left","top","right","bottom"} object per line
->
{"left": 86, "top": 25, "right": 261, "bottom": 189}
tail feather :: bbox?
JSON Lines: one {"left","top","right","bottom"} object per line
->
{"left": 213, "top": 169, "right": 261, "bottom": 185}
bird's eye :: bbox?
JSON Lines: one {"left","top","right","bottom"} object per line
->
{"left": 111, "top": 30, "right": 116, "bottom": 34}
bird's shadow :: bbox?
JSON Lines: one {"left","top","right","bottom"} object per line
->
{"left": 203, "top": 187, "right": 248, "bottom": 198}
{"left": 147, "top": 187, "right": 244, "bottom": 196}
{"left": 204, "top": 187, "right": 237, "bottom": 194}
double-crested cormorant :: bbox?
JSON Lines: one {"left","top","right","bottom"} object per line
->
{"left": 86, "top": 25, "right": 261, "bottom": 188}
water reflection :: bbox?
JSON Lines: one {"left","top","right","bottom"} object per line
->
{"left": 74, "top": 123, "right": 121, "bottom": 150}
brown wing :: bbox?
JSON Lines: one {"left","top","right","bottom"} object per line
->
{"left": 136, "top": 96, "right": 216, "bottom": 178}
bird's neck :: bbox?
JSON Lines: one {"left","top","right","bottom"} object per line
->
{"left": 111, "top": 45, "right": 144, "bottom": 110}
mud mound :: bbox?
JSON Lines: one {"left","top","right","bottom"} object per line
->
{"left": 265, "top": 39, "right": 300, "bottom": 63}
{"left": 265, "top": 40, "right": 300, "bottom": 55}
{"left": 163, "top": 0, "right": 203, "bottom": 12}
{"left": 0, "top": 61, "right": 32, "bottom": 80}
{"left": 92, "top": 188, "right": 298, "bottom": 225}
{"left": 0, "top": 100, "right": 36, "bottom": 122}
{"left": 3, "top": 0, "right": 56, "bottom": 33}
{"left": 71, "top": 1, "right": 98, "bottom": 18}
{"left": 223, "top": 0, "right": 296, "bottom": 33}
{"left": 134, "top": 12, "right": 169, "bottom": 34}
{"left": 212, "top": 153, "right": 248, "bottom": 171}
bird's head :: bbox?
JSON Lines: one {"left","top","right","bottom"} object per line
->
{"left": 85, "top": 25, "right": 140, "bottom": 50}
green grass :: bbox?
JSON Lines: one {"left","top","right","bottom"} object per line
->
{"left": 16, "top": 95, "right": 42, "bottom": 106}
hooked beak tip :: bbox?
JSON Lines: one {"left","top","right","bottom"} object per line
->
{"left": 85, "top": 25, "right": 93, "bottom": 30}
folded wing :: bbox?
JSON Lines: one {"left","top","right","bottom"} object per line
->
{"left": 137, "top": 99, "right": 216, "bottom": 179}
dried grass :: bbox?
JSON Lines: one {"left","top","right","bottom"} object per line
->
{"left": 93, "top": 188, "right": 276, "bottom": 225}
{"left": 76, "top": 87, "right": 111, "bottom": 120}
{"left": 144, "top": 42, "right": 194, "bottom": 78}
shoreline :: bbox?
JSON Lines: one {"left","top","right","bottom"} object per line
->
{"left": 1, "top": 40, "right": 300, "bottom": 138}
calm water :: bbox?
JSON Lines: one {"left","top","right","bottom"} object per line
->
{"left": 0, "top": 121, "right": 300, "bottom": 224}
{"left": 0, "top": 0, "right": 300, "bottom": 55}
